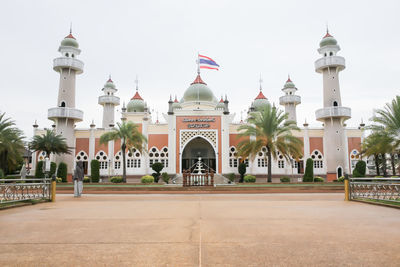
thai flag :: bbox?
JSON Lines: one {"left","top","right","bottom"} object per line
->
{"left": 199, "top": 54, "right": 220, "bottom": 70}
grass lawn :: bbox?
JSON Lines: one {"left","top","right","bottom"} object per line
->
{"left": 0, "top": 199, "right": 49, "bottom": 209}
{"left": 354, "top": 198, "right": 400, "bottom": 207}
{"left": 56, "top": 184, "right": 166, "bottom": 188}
{"left": 236, "top": 183, "right": 343, "bottom": 187}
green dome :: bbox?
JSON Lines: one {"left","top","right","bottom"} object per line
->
{"left": 127, "top": 99, "right": 145, "bottom": 112}
{"left": 182, "top": 75, "right": 217, "bottom": 103}
{"left": 253, "top": 98, "right": 270, "bottom": 111}
{"left": 172, "top": 101, "right": 182, "bottom": 109}
{"left": 61, "top": 33, "right": 79, "bottom": 48}
{"left": 319, "top": 32, "right": 337, "bottom": 47}
{"left": 104, "top": 80, "right": 116, "bottom": 89}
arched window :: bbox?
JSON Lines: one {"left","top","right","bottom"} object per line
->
{"left": 60, "top": 101, "right": 66, "bottom": 107}
{"left": 311, "top": 150, "right": 323, "bottom": 168}
{"left": 65, "top": 53, "right": 69, "bottom": 57}
{"left": 324, "top": 53, "right": 327, "bottom": 57}
{"left": 229, "top": 146, "right": 248, "bottom": 168}
{"left": 95, "top": 151, "right": 108, "bottom": 169}
{"left": 329, "top": 52, "right": 333, "bottom": 56}
{"left": 350, "top": 149, "right": 360, "bottom": 170}
{"left": 75, "top": 151, "right": 88, "bottom": 162}
{"left": 127, "top": 148, "right": 142, "bottom": 168}
{"left": 257, "top": 146, "right": 268, "bottom": 168}
{"left": 38, "top": 151, "right": 47, "bottom": 161}
{"left": 277, "top": 151, "right": 285, "bottom": 169}
{"left": 149, "top": 147, "right": 168, "bottom": 168}
{"left": 71, "top": 54, "right": 74, "bottom": 58}
{"left": 333, "top": 101, "right": 338, "bottom": 107}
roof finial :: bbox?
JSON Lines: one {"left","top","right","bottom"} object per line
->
{"left": 70, "top": 22, "right": 72, "bottom": 34}
{"left": 259, "top": 74, "right": 263, "bottom": 91}
{"left": 197, "top": 53, "right": 200, "bottom": 75}
{"left": 135, "top": 75, "right": 139, "bottom": 91}
{"left": 326, "top": 21, "right": 329, "bottom": 34}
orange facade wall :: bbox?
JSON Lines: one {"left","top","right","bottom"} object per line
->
{"left": 229, "top": 134, "right": 249, "bottom": 148}
{"left": 95, "top": 138, "right": 108, "bottom": 155}
{"left": 347, "top": 137, "right": 361, "bottom": 154}
{"left": 148, "top": 134, "right": 168, "bottom": 150}
{"left": 309, "top": 137, "right": 324, "bottom": 154}
{"left": 75, "top": 138, "right": 89, "bottom": 155}
{"left": 176, "top": 116, "right": 221, "bottom": 173}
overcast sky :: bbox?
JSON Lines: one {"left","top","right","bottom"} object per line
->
{"left": 1, "top": 0, "right": 399, "bottom": 139}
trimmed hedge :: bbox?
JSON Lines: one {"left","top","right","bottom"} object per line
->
{"left": 313, "top": 176, "right": 325, "bottom": 182}
{"left": 337, "top": 176, "right": 345, "bottom": 182}
{"left": 110, "top": 176, "right": 123, "bottom": 183}
{"left": 303, "top": 158, "right": 314, "bottom": 182}
{"left": 90, "top": 159, "right": 100, "bottom": 183}
{"left": 83, "top": 177, "right": 91, "bottom": 183}
{"left": 57, "top": 162, "right": 68, "bottom": 182}
{"left": 141, "top": 175, "right": 154, "bottom": 184}
{"left": 238, "top": 162, "right": 247, "bottom": 183}
{"left": 280, "top": 177, "right": 290, "bottom": 183}
{"left": 50, "top": 162, "right": 57, "bottom": 177}
{"left": 35, "top": 161, "right": 45, "bottom": 178}
{"left": 161, "top": 172, "right": 170, "bottom": 184}
{"left": 244, "top": 175, "right": 256, "bottom": 183}
{"left": 0, "top": 169, "right": 4, "bottom": 178}
{"left": 151, "top": 162, "right": 164, "bottom": 183}
{"left": 352, "top": 160, "right": 366, "bottom": 177}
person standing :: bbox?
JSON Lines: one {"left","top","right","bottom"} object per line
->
{"left": 20, "top": 164, "right": 27, "bottom": 179}
{"left": 73, "top": 161, "right": 84, "bottom": 197}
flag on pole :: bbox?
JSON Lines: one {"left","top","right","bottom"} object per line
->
{"left": 198, "top": 54, "right": 220, "bottom": 70}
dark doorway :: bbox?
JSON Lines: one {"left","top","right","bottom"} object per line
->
{"left": 337, "top": 167, "right": 343, "bottom": 178}
{"left": 297, "top": 160, "right": 304, "bottom": 174}
{"left": 181, "top": 137, "right": 216, "bottom": 173}
{"left": 83, "top": 161, "right": 88, "bottom": 175}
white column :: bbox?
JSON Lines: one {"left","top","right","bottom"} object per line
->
{"left": 88, "top": 128, "right": 95, "bottom": 174}
{"left": 167, "top": 114, "right": 176, "bottom": 174}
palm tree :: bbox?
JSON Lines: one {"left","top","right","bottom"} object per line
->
{"left": 100, "top": 121, "right": 147, "bottom": 183}
{"left": 237, "top": 104, "right": 303, "bottom": 182}
{"left": 0, "top": 112, "right": 25, "bottom": 174}
{"left": 30, "top": 129, "right": 70, "bottom": 158}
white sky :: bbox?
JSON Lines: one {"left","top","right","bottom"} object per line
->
{"left": 1, "top": 0, "right": 399, "bottom": 139}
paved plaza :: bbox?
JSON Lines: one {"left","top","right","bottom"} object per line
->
{"left": 0, "top": 193, "right": 399, "bottom": 266}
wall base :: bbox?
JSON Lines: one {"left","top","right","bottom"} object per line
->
{"left": 326, "top": 173, "right": 337, "bottom": 182}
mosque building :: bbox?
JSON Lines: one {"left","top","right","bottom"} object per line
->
{"left": 31, "top": 30, "right": 365, "bottom": 182}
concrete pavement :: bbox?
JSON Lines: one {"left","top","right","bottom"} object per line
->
{"left": 0, "top": 193, "right": 399, "bottom": 266}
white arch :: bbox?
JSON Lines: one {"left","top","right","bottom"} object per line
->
{"left": 180, "top": 135, "right": 217, "bottom": 173}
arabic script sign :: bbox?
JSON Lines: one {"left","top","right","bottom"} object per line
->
{"left": 182, "top": 117, "right": 215, "bottom": 128}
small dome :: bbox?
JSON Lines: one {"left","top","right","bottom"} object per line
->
{"left": 182, "top": 74, "right": 217, "bottom": 102}
{"left": 104, "top": 78, "right": 116, "bottom": 89}
{"left": 284, "top": 77, "right": 296, "bottom": 89}
{"left": 319, "top": 31, "right": 337, "bottom": 48}
{"left": 253, "top": 91, "right": 270, "bottom": 111}
{"left": 127, "top": 91, "right": 145, "bottom": 112}
{"left": 172, "top": 96, "right": 182, "bottom": 109}
{"left": 216, "top": 97, "right": 225, "bottom": 109}
{"left": 61, "top": 33, "right": 79, "bottom": 48}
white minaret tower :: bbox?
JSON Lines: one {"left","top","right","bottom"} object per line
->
{"left": 279, "top": 76, "right": 301, "bottom": 124}
{"left": 315, "top": 30, "right": 351, "bottom": 181}
{"left": 47, "top": 30, "right": 84, "bottom": 177}
{"left": 98, "top": 76, "right": 120, "bottom": 128}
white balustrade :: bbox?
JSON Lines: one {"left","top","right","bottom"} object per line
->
{"left": 48, "top": 107, "right": 84, "bottom": 121}
{"left": 314, "top": 56, "right": 345, "bottom": 73}
{"left": 315, "top": 106, "right": 351, "bottom": 121}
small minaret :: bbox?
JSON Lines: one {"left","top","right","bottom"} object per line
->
{"left": 98, "top": 76, "right": 120, "bottom": 128}
{"left": 315, "top": 29, "right": 351, "bottom": 181}
{"left": 279, "top": 76, "right": 301, "bottom": 124}
{"left": 47, "top": 29, "right": 84, "bottom": 177}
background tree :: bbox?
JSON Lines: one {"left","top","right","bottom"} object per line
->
{"left": 238, "top": 162, "right": 247, "bottom": 183}
{"left": 57, "top": 162, "right": 68, "bottom": 182}
{"left": 0, "top": 112, "right": 25, "bottom": 174}
{"left": 352, "top": 160, "right": 366, "bottom": 177}
{"left": 90, "top": 159, "right": 100, "bottom": 183}
{"left": 30, "top": 130, "right": 70, "bottom": 159}
{"left": 237, "top": 104, "right": 303, "bottom": 182}
{"left": 303, "top": 158, "right": 314, "bottom": 182}
{"left": 100, "top": 122, "right": 147, "bottom": 183}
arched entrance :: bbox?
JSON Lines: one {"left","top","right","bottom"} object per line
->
{"left": 181, "top": 137, "right": 216, "bottom": 173}
{"left": 337, "top": 166, "right": 343, "bottom": 179}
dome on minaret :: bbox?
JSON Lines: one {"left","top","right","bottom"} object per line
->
{"left": 172, "top": 96, "right": 182, "bottom": 109}
{"left": 182, "top": 74, "right": 217, "bottom": 103}
{"left": 127, "top": 90, "right": 145, "bottom": 112}
{"left": 104, "top": 77, "right": 116, "bottom": 89}
{"left": 319, "top": 31, "right": 337, "bottom": 48}
{"left": 283, "top": 76, "right": 296, "bottom": 89}
{"left": 61, "top": 32, "right": 79, "bottom": 48}
{"left": 216, "top": 96, "right": 225, "bottom": 109}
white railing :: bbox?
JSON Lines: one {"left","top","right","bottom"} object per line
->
{"left": 53, "top": 57, "right": 84, "bottom": 73}
{"left": 98, "top": 95, "right": 120, "bottom": 105}
{"left": 279, "top": 95, "right": 301, "bottom": 105}
{"left": 48, "top": 107, "right": 84, "bottom": 121}
{"left": 314, "top": 56, "right": 345, "bottom": 72}
{"left": 349, "top": 177, "right": 400, "bottom": 203}
{"left": 315, "top": 106, "right": 351, "bottom": 121}
{"left": 0, "top": 178, "right": 52, "bottom": 203}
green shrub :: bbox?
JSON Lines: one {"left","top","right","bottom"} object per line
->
{"left": 151, "top": 162, "right": 164, "bottom": 183}
{"left": 238, "top": 162, "right": 247, "bottom": 183}
{"left": 313, "top": 176, "right": 325, "bottom": 182}
{"left": 227, "top": 173, "right": 236, "bottom": 183}
{"left": 337, "top": 176, "right": 345, "bottom": 182}
{"left": 57, "top": 162, "right": 68, "bottom": 182}
{"left": 110, "top": 176, "right": 123, "bottom": 183}
{"left": 0, "top": 169, "right": 4, "bottom": 178}
{"left": 35, "top": 161, "right": 45, "bottom": 178}
{"left": 375, "top": 176, "right": 384, "bottom": 178}
{"left": 141, "top": 175, "right": 154, "bottom": 184}
{"left": 90, "top": 159, "right": 100, "bottom": 183}
{"left": 49, "top": 162, "right": 57, "bottom": 177}
{"left": 244, "top": 175, "right": 256, "bottom": 183}
{"left": 83, "top": 176, "right": 91, "bottom": 183}
{"left": 391, "top": 176, "right": 399, "bottom": 178}
{"left": 161, "top": 172, "right": 170, "bottom": 184}
{"left": 303, "top": 158, "right": 314, "bottom": 182}
{"left": 56, "top": 177, "right": 62, "bottom": 183}
{"left": 353, "top": 160, "right": 366, "bottom": 177}
{"left": 280, "top": 177, "right": 290, "bottom": 183}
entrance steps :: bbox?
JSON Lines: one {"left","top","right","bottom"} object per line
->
{"left": 170, "top": 173, "right": 233, "bottom": 186}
